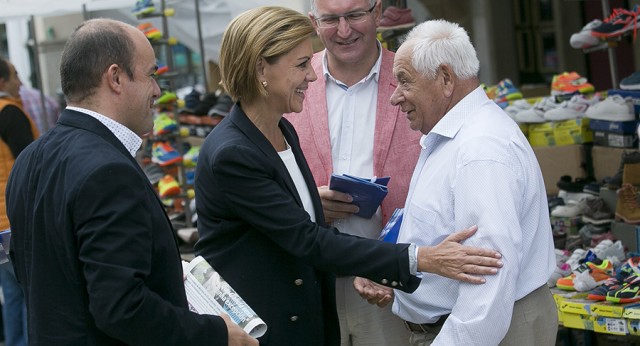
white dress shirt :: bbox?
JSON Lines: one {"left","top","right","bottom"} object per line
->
{"left": 279, "top": 141, "right": 316, "bottom": 223}
{"left": 66, "top": 106, "right": 142, "bottom": 157}
{"left": 322, "top": 46, "right": 382, "bottom": 238}
{"left": 393, "top": 87, "right": 556, "bottom": 345}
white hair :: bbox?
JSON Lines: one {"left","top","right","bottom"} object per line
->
{"left": 402, "top": 19, "right": 479, "bottom": 80}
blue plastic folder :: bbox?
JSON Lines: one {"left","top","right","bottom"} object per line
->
{"left": 378, "top": 208, "right": 403, "bottom": 243}
{"left": 328, "top": 174, "right": 390, "bottom": 219}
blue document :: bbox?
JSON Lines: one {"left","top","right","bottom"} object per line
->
{"left": 328, "top": 174, "right": 390, "bottom": 219}
{"left": 378, "top": 208, "right": 403, "bottom": 243}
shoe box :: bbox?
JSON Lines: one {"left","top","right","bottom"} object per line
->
{"left": 528, "top": 122, "right": 555, "bottom": 147}
{"left": 591, "top": 90, "right": 640, "bottom": 148}
{"left": 591, "top": 119, "right": 639, "bottom": 148}
{"left": 611, "top": 221, "right": 640, "bottom": 253}
{"left": 624, "top": 305, "right": 640, "bottom": 336}
{"left": 550, "top": 215, "right": 581, "bottom": 235}
{"left": 554, "top": 118, "right": 593, "bottom": 146}
{"left": 533, "top": 144, "right": 588, "bottom": 195}
{"left": 528, "top": 119, "right": 593, "bottom": 147}
{"left": 592, "top": 146, "right": 628, "bottom": 182}
{"left": 554, "top": 291, "right": 633, "bottom": 335}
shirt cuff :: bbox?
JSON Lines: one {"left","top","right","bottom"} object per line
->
{"left": 409, "top": 243, "right": 418, "bottom": 275}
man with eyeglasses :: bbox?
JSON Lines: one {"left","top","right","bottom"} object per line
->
{"left": 285, "top": 0, "right": 420, "bottom": 345}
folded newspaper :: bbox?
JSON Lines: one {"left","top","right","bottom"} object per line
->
{"left": 182, "top": 256, "right": 267, "bottom": 338}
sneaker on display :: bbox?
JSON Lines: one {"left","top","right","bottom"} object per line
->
{"left": 556, "top": 259, "right": 614, "bottom": 291}
{"left": 515, "top": 97, "right": 560, "bottom": 123}
{"left": 132, "top": 0, "right": 155, "bottom": 16}
{"left": 591, "top": 5, "right": 640, "bottom": 39}
{"left": 578, "top": 223, "right": 609, "bottom": 245}
{"left": 581, "top": 197, "right": 615, "bottom": 225}
{"left": 152, "top": 141, "right": 183, "bottom": 167}
{"left": 158, "top": 174, "right": 181, "bottom": 198}
{"left": 606, "top": 274, "right": 640, "bottom": 303}
{"left": 504, "top": 99, "right": 532, "bottom": 120}
{"left": 615, "top": 183, "right": 640, "bottom": 224}
{"left": 377, "top": 6, "right": 415, "bottom": 31}
{"left": 588, "top": 256, "right": 640, "bottom": 300}
{"left": 565, "top": 248, "right": 588, "bottom": 270}
{"left": 592, "top": 239, "right": 626, "bottom": 263}
{"left": 585, "top": 94, "right": 635, "bottom": 121}
{"left": 620, "top": 71, "right": 640, "bottom": 90}
{"left": 153, "top": 112, "right": 178, "bottom": 136}
{"left": 543, "top": 94, "right": 600, "bottom": 121}
{"left": 547, "top": 262, "right": 572, "bottom": 288}
{"left": 551, "top": 198, "right": 592, "bottom": 218}
{"left": 551, "top": 72, "right": 595, "bottom": 96}
{"left": 570, "top": 19, "right": 604, "bottom": 49}
{"left": 493, "top": 78, "right": 523, "bottom": 104}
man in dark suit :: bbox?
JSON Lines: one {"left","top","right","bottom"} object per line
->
{"left": 5, "top": 18, "right": 257, "bottom": 345}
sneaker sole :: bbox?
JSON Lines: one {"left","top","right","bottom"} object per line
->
{"left": 377, "top": 22, "right": 416, "bottom": 32}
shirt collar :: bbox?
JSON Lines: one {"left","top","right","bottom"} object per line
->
{"left": 66, "top": 106, "right": 142, "bottom": 157}
{"left": 420, "top": 85, "right": 487, "bottom": 148}
{"left": 321, "top": 40, "right": 382, "bottom": 86}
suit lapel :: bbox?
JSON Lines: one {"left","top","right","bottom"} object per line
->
{"left": 227, "top": 105, "right": 304, "bottom": 208}
{"left": 304, "top": 55, "right": 333, "bottom": 179}
{"left": 373, "top": 50, "right": 400, "bottom": 175}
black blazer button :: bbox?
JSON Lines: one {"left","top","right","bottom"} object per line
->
{"left": 294, "top": 279, "right": 303, "bottom": 286}
{"left": 290, "top": 316, "right": 299, "bottom": 322}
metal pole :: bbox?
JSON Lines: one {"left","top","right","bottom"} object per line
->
{"left": 601, "top": 0, "right": 618, "bottom": 88}
{"left": 194, "top": 0, "right": 208, "bottom": 92}
{"left": 28, "top": 16, "right": 49, "bottom": 132}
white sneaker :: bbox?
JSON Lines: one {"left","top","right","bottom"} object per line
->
{"left": 547, "top": 262, "right": 572, "bottom": 287}
{"left": 570, "top": 19, "right": 604, "bottom": 49}
{"left": 566, "top": 248, "right": 588, "bottom": 270}
{"left": 585, "top": 95, "right": 635, "bottom": 121}
{"left": 544, "top": 94, "right": 601, "bottom": 121}
{"left": 551, "top": 196, "right": 596, "bottom": 218}
{"left": 504, "top": 99, "right": 533, "bottom": 120}
{"left": 594, "top": 240, "right": 625, "bottom": 263}
{"left": 515, "top": 97, "right": 560, "bottom": 123}
{"left": 557, "top": 190, "right": 595, "bottom": 204}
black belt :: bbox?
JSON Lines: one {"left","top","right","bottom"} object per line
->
{"left": 403, "top": 314, "right": 449, "bottom": 333}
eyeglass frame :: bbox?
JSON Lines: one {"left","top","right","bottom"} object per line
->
{"left": 313, "top": 3, "right": 377, "bottom": 29}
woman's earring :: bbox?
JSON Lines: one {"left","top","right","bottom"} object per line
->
{"left": 262, "top": 81, "right": 268, "bottom": 88}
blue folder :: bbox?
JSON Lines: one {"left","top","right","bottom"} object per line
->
{"left": 328, "top": 174, "right": 390, "bottom": 219}
{"left": 378, "top": 208, "right": 403, "bottom": 243}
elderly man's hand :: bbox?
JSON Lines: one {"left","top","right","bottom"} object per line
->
{"left": 353, "top": 277, "right": 394, "bottom": 307}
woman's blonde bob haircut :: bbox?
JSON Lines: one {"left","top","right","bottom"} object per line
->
{"left": 219, "top": 6, "right": 315, "bottom": 103}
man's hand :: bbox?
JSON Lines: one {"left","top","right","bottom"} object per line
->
{"left": 221, "top": 313, "right": 258, "bottom": 346}
{"left": 353, "top": 277, "right": 394, "bottom": 307}
{"left": 317, "top": 186, "right": 359, "bottom": 223}
{"left": 417, "top": 225, "right": 503, "bottom": 284}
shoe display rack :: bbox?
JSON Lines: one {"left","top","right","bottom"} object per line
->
{"left": 377, "top": 1, "right": 416, "bottom": 52}
{"left": 134, "top": 0, "right": 196, "bottom": 240}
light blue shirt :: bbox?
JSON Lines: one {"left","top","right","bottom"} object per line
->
{"left": 393, "top": 87, "right": 556, "bottom": 345}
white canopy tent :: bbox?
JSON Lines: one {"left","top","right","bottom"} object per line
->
{"left": 1, "top": 0, "right": 309, "bottom": 92}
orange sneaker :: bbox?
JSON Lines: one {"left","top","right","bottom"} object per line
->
{"left": 556, "top": 259, "right": 614, "bottom": 291}
{"left": 158, "top": 174, "right": 180, "bottom": 197}
{"left": 551, "top": 72, "right": 595, "bottom": 96}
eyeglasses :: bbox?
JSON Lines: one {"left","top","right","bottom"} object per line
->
{"left": 314, "top": 4, "right": 376, "bottom": 29}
